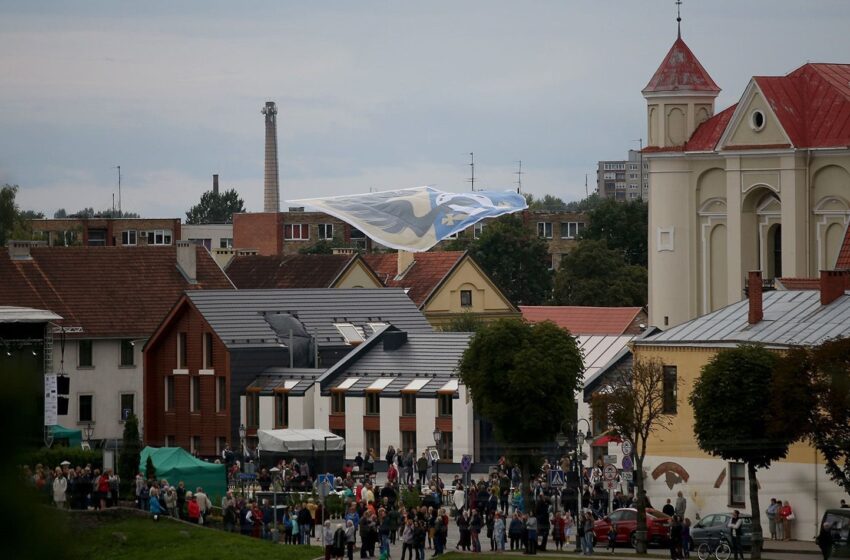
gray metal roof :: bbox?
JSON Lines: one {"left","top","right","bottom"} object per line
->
{"left": 324, "top": 331, "right": 472, "bottom": 396}
{"left": 186, "top": 288, "right": 433, "bottom": 349}
{"left": 0, "top": 306, "right": 62, "bottom": 323}
{"left": 248, "top": 368, "right": 324, "bottom": 396}
{"left": 637, "top": 290, "right": 850, "bottom": 348}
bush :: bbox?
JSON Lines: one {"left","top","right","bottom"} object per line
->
{"left": 400, "top": 487, "right": 421, "bottom": 510}
{"left": 21, "top": 447, "right": 102, "bottom": 471}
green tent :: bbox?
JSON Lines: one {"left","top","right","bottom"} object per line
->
{"left": 140, "top": 447, "right": 226, "bottom": 502}
{"left": 49, "top": 425, "right": 82, "bottom": 448}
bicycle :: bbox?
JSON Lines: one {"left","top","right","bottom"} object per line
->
{"left": 696, "top": 538, "right": 731, "bottom": 560}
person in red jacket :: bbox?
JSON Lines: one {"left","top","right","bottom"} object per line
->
{"left": 97, "top": 470, "right": 111, "bottom": 510}
{"left": 186, "top": 492, "right": 200, "bottom": 524}
{"left": 778, "top": 501, "right": 794, "bottom": 541}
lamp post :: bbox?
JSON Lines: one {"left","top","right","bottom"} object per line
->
{"left": 555, "top": 431, "right": 569, "bottom": 515}
{"left": 574, "top": 418, "right": 592, "bottom": 553}
{"left": 239, "top": 423, "right": 247, "bottom": 472}
{"left": 432, "top": 427, "right": 442, "bottom": 495}
{"left": 84, "top": 422, "right": 94, "bottom": 444}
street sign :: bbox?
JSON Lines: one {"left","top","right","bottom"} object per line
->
{"left": 622, "top": 455, "right": 634, "bottom": 471}
{"left": 461, "top": 455, "right": 472, "bottom": 472}
{"left": 603, "top": 464, "right": 617, "bottom": 481}
{"left": 604, "top": 480, "right": 617, "bottom": 490}
{"left": 549, "top": 469, "right": 566, "bottom": 487}
{"left": 317, "top": 474, "right": 334, "bottom": 501}
{"left": 621, "top": 440, "right": 633, "bottom": 456}
{"left": 621, "top": 471, "right": 633, "bottom": 481}
{"left": 604, "top": 454, "right": 617, "bottom": 465}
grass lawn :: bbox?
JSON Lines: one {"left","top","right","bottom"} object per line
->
{"left": 65, "top": 509, "right": 324, "bottom": 560}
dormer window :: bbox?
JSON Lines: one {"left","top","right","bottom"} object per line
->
{"left": 750, "top": 110, "right": 766, "bottom": 132}
{"left": 334, "top": 323, "right": 365, "bottom": 345}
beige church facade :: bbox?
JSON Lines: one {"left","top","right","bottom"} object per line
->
{"left": 643, "top": 35, "right": 850, "bottom": 328}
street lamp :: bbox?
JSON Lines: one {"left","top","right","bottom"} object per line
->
{"left": 84, "top": 422, "right": 94, "bottom": 443}
{"left": 239, "top": 423, "right": 247, "bottom": 472}
{"left": 554, "top": 431, "right": 569, "bottom": 515}
{"left": 432, "top": 427, "right": 442, "bottom": 491}
{"left": 575, "top": 418, "right": 592, "bottom": 553}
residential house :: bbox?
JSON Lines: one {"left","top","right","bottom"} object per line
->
{"left": 364, "top": 251, "right": 519, "bottom": 328}
{"left": 0, "top": 241, "right": 233, "bottom": 441}
{"left": 142, "top": 288, "right": 433, "bottom": 457}
{"left": 225, "top": 253, "right": 383, "bottom": 290}
{"left": 30, "top": 217, "right": 181, "bottom": 248}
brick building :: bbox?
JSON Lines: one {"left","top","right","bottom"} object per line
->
{"left": 232, "top": 211, "right": 372, "bottom": 256}
{"left": 225, "top": 253, "right": 383, "bottom": 289}
{"left": 30, "top": 217, "right": 182, "bottom": 248}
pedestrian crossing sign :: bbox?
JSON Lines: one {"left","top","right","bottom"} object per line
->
{"left": 549, "top": 468, "right": 566, "bottom": 487}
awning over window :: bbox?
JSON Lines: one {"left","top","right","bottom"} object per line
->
{"left": 402, "top": 378, "right": 430, "bottom": 392}
{"left": 438, "top": 379, "right": 459, "bottom": 393}
{"left": 591, "top": 434, "right": 622, "bottom": 447}
{"left": 337, "top": 377, "right": 360, "bottom": 390}
{"left": 367, "top": 377, "right": 394, "bottom": 391}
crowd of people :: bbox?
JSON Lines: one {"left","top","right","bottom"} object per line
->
{"left": 23, "top": 462, "right": 120, "bottom": 510}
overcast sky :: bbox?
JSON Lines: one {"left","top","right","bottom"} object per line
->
{"left": 3, "top": 1, "right": 849, "bottom": 218}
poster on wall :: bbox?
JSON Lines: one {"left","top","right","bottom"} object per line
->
{"left": 44, "top": 374, "right": 58, "bottom": 426}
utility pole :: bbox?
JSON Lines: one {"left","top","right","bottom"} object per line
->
{"left": 585, "top": 174, "right": 588, "bottom": 198}
{"left": 515, "top": 160, "right": 524, "bottom": 194}
{"left": 468, "top": 152, "right": 475, "bottom": 191}
{"left": 115, "top": 165, "right": 122, "bottom": 217}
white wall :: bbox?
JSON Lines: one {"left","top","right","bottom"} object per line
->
{"left": 345, "top": 395, "right": 365, "bottom": 457}
{"left": 56, "top": 338, "right": 144, "bottom": 442}
{"left": 302, "top": 386, "right": 315, "bottom": 428}
{"left": 453, "top": 386, "right": 474, "bottom": 460}
{"left": 314, "top": 394, "right": 330, "bottom": 431}
{"left": 379, "top": 397, "right": 401, "bottom": 455}
{"left": 180, "top": 224, "right": 233, "bottom": 249}
{"left": 416, "top": 397, "right": 437, "bottom": 456}
{"left": 258, "top": 395, "right": 273, "bottom": 429}
{"left": 288, "top": 395, "right": 305, "bottom": 429}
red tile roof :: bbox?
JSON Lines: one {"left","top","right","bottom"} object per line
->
{"left": 755, "top": 64, "right": 850, "bottom": 148}
{"left": 520, "top": 306, "right": 645, "bottom": 336}
{"left": 0, "top": 245, "right": 233, "bottom": 337}
{"left": 685, "top": 104, "right": 737, "bottom": 151}
{"left": 837, "top": 223, "right": 850, "bottom": 270}
{"left": 225, "top": 254, "right": 357, "bottom": 289}
{"left": 643, "top": 36, "right": 720, "bottom": 94}
{"left": 363, "top": 251, "right": 465, "bottom": 307}
{"left": 777, "top": 277, "right": 821, "bottom": 290}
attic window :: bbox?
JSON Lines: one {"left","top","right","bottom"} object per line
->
{"left": 334, "top": 323, "right": 365, "bottom": 345}
{"left": 750, "top": 110, "right": 765, "bottom": 132}
{"left": 367, "top": 322, "right": 388, "bottom": 335}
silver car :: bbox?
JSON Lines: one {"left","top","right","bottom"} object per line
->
{"left": 690, "top": 512, "right": 752, "bottom": 550}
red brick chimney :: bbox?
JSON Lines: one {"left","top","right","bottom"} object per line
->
{"left": 748, "top": 270, "right": 763, "bottom": 325}
{"left": 820, "top": 270, "right": 850, "bottom": 306}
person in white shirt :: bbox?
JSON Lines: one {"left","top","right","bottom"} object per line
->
{"left": 195, "top": 487, "right": 212, "bottom": 524}
{"left": 727, "top": 510, "right": 744, "bottom": 560}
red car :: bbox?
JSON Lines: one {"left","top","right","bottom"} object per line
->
{"left": 592, "top": 508, "right": 671, "bottom": 548}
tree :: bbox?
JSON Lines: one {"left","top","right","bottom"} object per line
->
{"left": 525, "top": 193, "right": 568, "bottom": 212}
{"left": 689, "top": 345, "right": 811, "bottom": 559}
{"left": 564, "top": 193, "right": 602, "bottom": 213}
{"left": 597, "top": 358, "right": 676, "bottom": 553}
{"left": 439, "top": 312, "right": 484, "bottom": 333}
{"left": 145, "top": 456, "right": 157, "bottom": 482}
{"left": 581, "top": 197, "right": 648, "bottom": 267}
{"left": 119, "top": 413, "right": 142, "bottom": 498}
{"left": 458, "top": 319, "right": 583, "bottom": 509}
{"left": 1, "top": 185, "right": 41, "bottom": 245}
{"left": 798, "top": 338, "right": 850, "bottom": 494}
{"left": 468, "top": 214, "right": 552, "bottom": 305}
{"left": 185, "top": 188, "right": 245, "bottom": 224}
{"left": 552, "top": 239, "right": 647, "bottom": 306}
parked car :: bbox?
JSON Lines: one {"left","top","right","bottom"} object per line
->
{"left": 690, "top": 512, "right": 752, "bottom": 550}
{"left": 592, "top": 507, "right": 671, "bottom": 548}
{"left": 820, "top": 509, "right": 850, "bottom": 558}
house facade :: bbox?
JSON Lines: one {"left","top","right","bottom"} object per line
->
{"left": 30, "top": 217, "right": 182, "bottom": 248}
{"left": 225, "top": 253, "right": 383, "bottom": 290}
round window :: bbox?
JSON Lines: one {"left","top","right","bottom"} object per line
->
{"left": 751, "top": 110, "right": 765, "bottom": 131}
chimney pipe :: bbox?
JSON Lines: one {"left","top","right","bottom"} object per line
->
{"left": 176, "top": 241, "right": 197, "bottom": 283}
{"left": 748, "top": 270, "right": 763, "bottom": 325}
{"left": 820, "top": 270, "right": 849, "bottom": 306}
{"left": 261, "top": 101, "right": 280, "bottom": 213}
{"left": 213, "top": 174, "right": 219, "bottom": 196}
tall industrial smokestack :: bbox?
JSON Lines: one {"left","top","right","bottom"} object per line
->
{"left": 261, "top": 101, "right": 280, "bottom": 212}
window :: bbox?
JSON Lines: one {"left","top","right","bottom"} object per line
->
{"left": 217, "top": 437, "right": 227, "bottom": 456}
{"left": 561, "top": 222, "right": 584, "bottom": 239}
{"left": 729, "top": 463, "right": 746, "bottom": 507}
{"left": 165, "top": 435, "right": 173, "bottom": 447}
{"left": 78, "top": 340, "right": 93, "bottom": 367}
{"left": 335, "top": 323, "right": 365, "bottom": 345}
{"left": 750, "top": 110, "right": 765, "bottom": 132}
{"left": 438, "top": 394, "right": 453, "bottom": 417}
{"left": 438, "top": 430, "right": 453, "bottom": 461}
{"left": 246, "top": 392, "right": 259, "bottom": 428}
{"left": 219, "top": 238, "right": 233, "bottom": 249}
{"left": 318, "top": 223, "right": 334, "bottom": 240}
{"left": 460, "top": 290, "right": 472, "bottom": 307}
{"left": 284, "top": 223, "right": 310, "bottom": 240}
{"left": 147, "top": 229, "right": 173, "bottom": 245}
{"left": 120, "top": 339, "right": 134, "bottom": 366}
{"left": 275, "top": 393, "right": 289, "bottom": 428}
{"left": 402, "top": 394, "right": 416, "bottom": 416}
{"left": 401, "top": 430, "right": 416, "bottom": 454}
{"left": 331, "top": 391, "right": 346, "bottom": 414}
{"left": 366, "top": 392, "right": 380, "bottom": 415}
{"left": 191, "top": 436, "right": 201, "bottom": 455}
{"left": 190, "top": 377, "right": 201, "bottom": 412}
{"left": 473, "top": 222, "right": 485, "bottom": 239}
{"left": 662, "top": 365, "right": 678, "bottom": 414}
{"left": 189, "top": 238, "right": 211, "bottom": 249}
{"left": 350, "top": 228, "right": 366, "bottom": 239}
{"left": 202, "top": 332, "right": 214, "bottom": 369}
{"left": 537, "top": 222, "right": 553, "bottom": 239}
{"left": 121, "top": 230, "right": 137, "bottom": 245}
{"left": 216, "top": 377, "right": 227, "bottom": 412}
{"left": 120, "top": 393, "right": 135, "bottom": 421}
{"left": 177, "top": 332, "right": 187, "bottom": 369}
{"left": 365, "top": 430, "right": 380, "bottom": 454}
{"left": 87, "top": 229, "right": 107, "bottom": 246}
{"left": 165, "top": 377, "right": 175, "bottom": 411}
{"left": 78, "top": 394, "right": 93, "bottom": 422}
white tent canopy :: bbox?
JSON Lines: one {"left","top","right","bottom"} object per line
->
{"left": 257, "top": 428, "right": 346, "bottom": 453}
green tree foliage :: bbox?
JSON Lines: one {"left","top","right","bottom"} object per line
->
{"left": 467, "top": 214, "right": 551, "bottom": 305}
{"left": 185, "top": 188, "right": 245, "bottom": 224}
{"left": 145, "top": 456, "right": 157, "bottom": 482}
{"left": 598, "top": 359, "right": 676, "bottom": 553}
{"left": 525, "top": 193, "right": 568, "bottom": 212}
{"left": 1, "top": 184, "right": 42, "bottom": 244}
{"left": 458, "top": 319, "right": 583, "bottom": 508}
{"left": 119, "top": 414, "right": 142, "bottom": 496}
{"left": 439, "top": 312, "right": 484, "bottom": 333}
{"left": 564, "top": 193, "right": 602, "bottom": 213}
{"left": 552, "top": 239, "right": 647, "bottom": 306}
{"left": 581, "top": 197, "right": 648, "bottom": 267}
{"left": 689, "top": 345, "right": 811, "bottom": 559}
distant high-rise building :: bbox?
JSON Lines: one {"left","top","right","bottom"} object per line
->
{"left": 262, "top": 101, "right": 280, "bottom": 213}
{"left": 596, "top": 149, "right": 649, "bottom": 201}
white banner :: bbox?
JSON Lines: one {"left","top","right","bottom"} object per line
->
{"left": 44, "top": 374, "right": 58, "bottom": 426}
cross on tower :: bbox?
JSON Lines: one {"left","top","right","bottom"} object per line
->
{"left": 676, "top": 0, "right": 682, "bottom": 38}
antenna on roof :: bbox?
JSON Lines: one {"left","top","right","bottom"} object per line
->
{"left": 676, "top": 0, "right": 682, "bottom": 38}
{"left": 468, "top": 152, "right": 475, "bottom": 191}
{"left": 514, "top": 160, "right": 523, "bottom": 194}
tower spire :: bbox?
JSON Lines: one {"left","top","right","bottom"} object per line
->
{"left": 676, "top": 0, "right": 682, "bottom": 38}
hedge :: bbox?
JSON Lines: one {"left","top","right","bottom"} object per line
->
{"left": 21, "top": 447, "right": 103, "bottom": 471}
